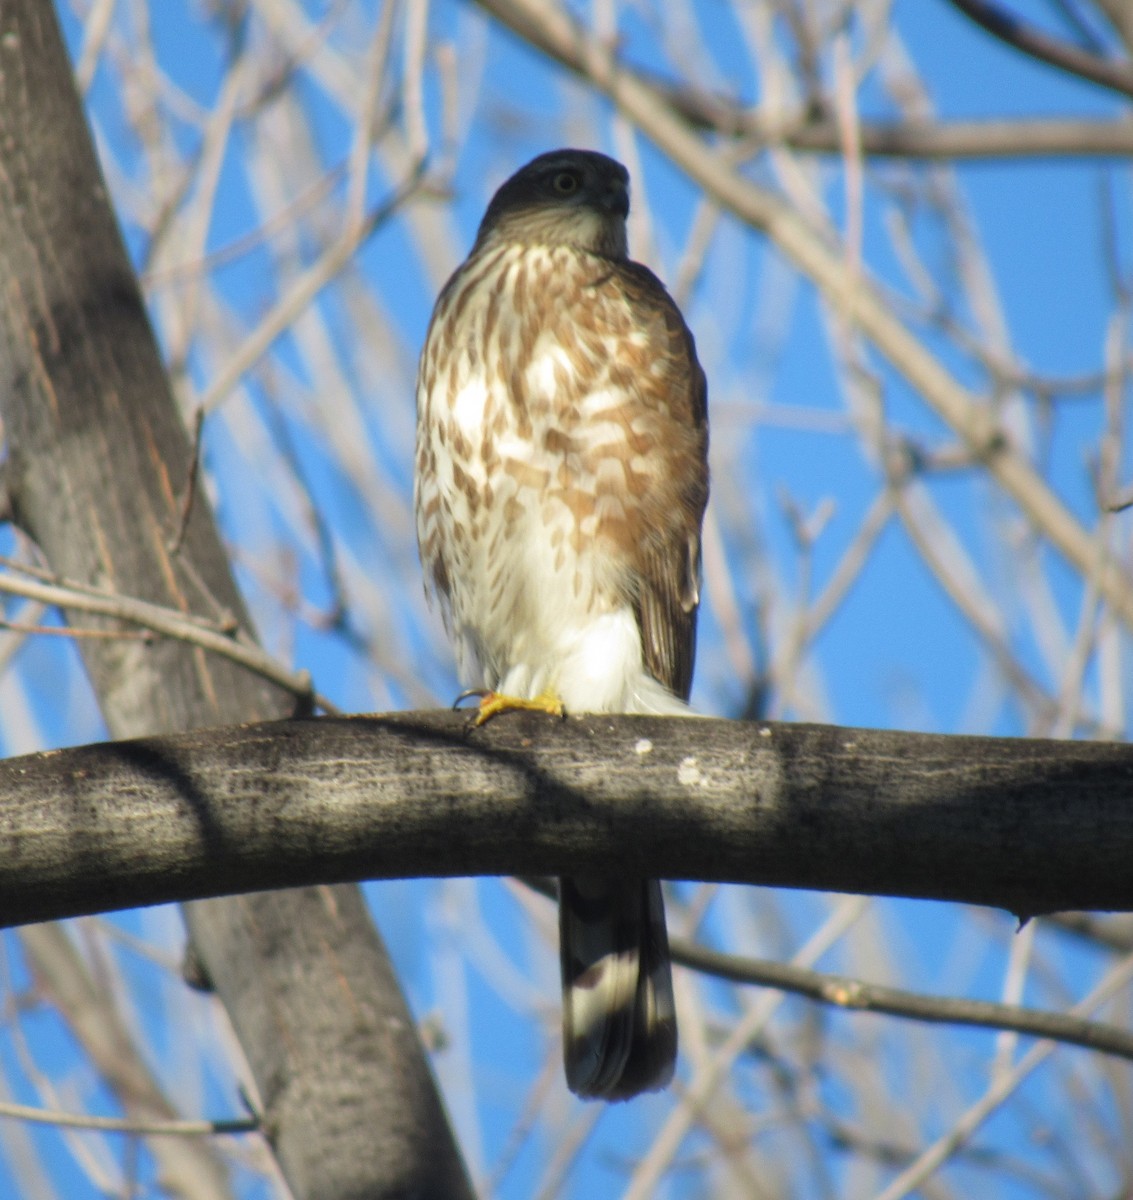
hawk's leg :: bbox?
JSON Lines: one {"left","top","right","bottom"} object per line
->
{"left": 455, "top": 688, "right": 566, "bottom": 725}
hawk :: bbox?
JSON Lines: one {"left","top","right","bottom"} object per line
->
{"left": 415, "top": 149, "right": 709, "bottom": 1100}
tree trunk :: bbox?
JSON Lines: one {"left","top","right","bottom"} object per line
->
{"left": 0, "top": 3, "right": 472, "bottom": 1197}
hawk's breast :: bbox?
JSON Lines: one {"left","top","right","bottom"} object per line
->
{"left": 415, "top": 241, "right": 705, "bottom": 710}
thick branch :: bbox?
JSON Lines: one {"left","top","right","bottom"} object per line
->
{"left": 3, "top": 711, "right": 1132, "bottom": 928}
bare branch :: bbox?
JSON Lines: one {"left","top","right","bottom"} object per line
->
{"left": 704, "top": 113, "right": 1133, "bottom": 160}
{"left": 670, "top": 937, "right": 1133, "bottom": 1062}
{"left": 945, "top": 0, "right": 1133, "bottom": 99}
{"left": 0, "top": 1099, "right": 256, "bottom": 1138}
{"left": 0, "top": 563, "right": 325, "bottom": 714}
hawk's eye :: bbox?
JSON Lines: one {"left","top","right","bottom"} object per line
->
{"left": 551, "top": 171, "right": 580, "bottom": 195}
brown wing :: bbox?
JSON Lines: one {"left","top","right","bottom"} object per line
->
{"left": 608, "top": 262, "right": 709, "bottom": 702}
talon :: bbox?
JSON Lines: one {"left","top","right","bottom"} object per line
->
{"left": 453, "top": 688, "right": 489, "bottom": 711}
{"left": 472, "top": 689, "right": 566, "bottom": 726}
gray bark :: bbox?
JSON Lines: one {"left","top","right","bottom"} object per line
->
{"left": 2, "top": 712, "right": 1132, "bottom": 925}
{"left": 0, "top": 4, "right": 472, "bottom": 1197}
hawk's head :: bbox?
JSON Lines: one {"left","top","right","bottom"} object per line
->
{"left": 474, "top": 149, "right": 630, "bottom": 258}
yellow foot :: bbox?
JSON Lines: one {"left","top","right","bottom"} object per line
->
{"left": 460, "top": 688, "right": 566, "bottom": 726}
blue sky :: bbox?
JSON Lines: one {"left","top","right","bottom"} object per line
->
{"left": 3, "top": 2, "right": 1131, "bottom": 1197}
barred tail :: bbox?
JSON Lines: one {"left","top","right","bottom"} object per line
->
{"left": 559, "top": 876, "right": 677, "bottom": 1100}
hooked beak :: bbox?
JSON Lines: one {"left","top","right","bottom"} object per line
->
{"left": 600, "top": 175, "right": 629, "bottom": 219}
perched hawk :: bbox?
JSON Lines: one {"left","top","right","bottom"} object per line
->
{"left": 415, "top": 149, "right": 709, "bottom": 1100}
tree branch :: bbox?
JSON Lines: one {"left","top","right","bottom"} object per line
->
{"left": 945, "top": 0, "right": 1133, "bottom": 99}
{"left": 0, "top": 561, "right": 325, "bottom": 713}
{"left": 1095, "top": 0, "right": 1133, "bottom": 53}
{"left": 786, "top": 116, "right": 1133, "bottom": 159}
{"left": 670, "top": 935, "right": 1133, "bottom": 1062}
{"left": 3, "top": 711, "right": 1132, "bottom": 929}
{"left": 647, "top": 77, "right": 1133, "bottom": 159}
{"left": 0, "top": 1098, "right": 257, "bottom": 1137}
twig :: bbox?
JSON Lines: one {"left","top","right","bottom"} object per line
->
{"left": 0, "top": 1099, "right": 257, "bottom": 1137}
{"left": 0, "top": 562, "right": 329, "bottom": 714}
{"left": 0, "top": 619, "right": 148, "bottom": 642}
{"left": 670, "top": 936, "right": 1133, "bottom": 1063}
